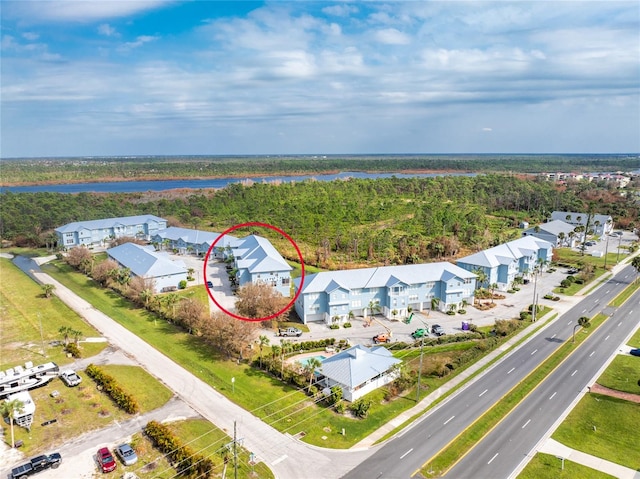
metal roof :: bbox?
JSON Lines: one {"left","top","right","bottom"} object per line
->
{"left": 319, "top": 345, "right": 401, "bottom": 389}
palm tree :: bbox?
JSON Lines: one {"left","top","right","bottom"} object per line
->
{"left": 0, "top": 398, "right": 25, "bottom": 447}
{"left": 472, "top": 268, "right": 488, "bottom": 289}
{"left": 139, "top": 288, "right": 154, "bottom": 308}
{"left": 58, "top": 326, "right": 72, "bottom": 346}
{"left": 631, "top": 256, "right": 640, "bottom": 283}
{"left": 258, "top": 335, "right": 270, "bottom": 369}
{"left": 489, "top": 283, "right": 498, "bottom": 304}
{"left": 557, "top": 232, "right": 566, "bottom": 247}
{"left": 573, "top": 316, "right": 592, "bottom": 343}
{"left": 430, "top": 297, "right": 440, "bottom": 311}
{"left": 42, "top": 284, "right": 55, "bottom": 298}
{"left": 304, "top": 357, "right": 323, "bottom": 387}
{"left": 366, "top": 300, "right": 382, "bottom": 318}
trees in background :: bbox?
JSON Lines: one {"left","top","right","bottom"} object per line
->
{"left": 234, "top": 282, "right": 290, "bottom": 320}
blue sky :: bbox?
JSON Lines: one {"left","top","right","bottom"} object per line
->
{"left": 1, "top": 1, "right": 639, "bottom": 157}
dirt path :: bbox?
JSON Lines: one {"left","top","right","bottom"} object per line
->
{"left": 590, "top": 383, "right": 640, "bottom": 403}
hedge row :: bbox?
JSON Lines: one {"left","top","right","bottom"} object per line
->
{"left": 144, "top": 420, "right": 215, "bottom": 477}
{"left": 85, "top": 364, "right": 139, "bottom": 414}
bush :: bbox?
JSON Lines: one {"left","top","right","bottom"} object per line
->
{"left": 335, "top": 400, "right": 346, "bottom": 414}
{"left": 560, "top": 279, "right": 571, "bottom": 288}
{"left": 446, "top": 310, "right": 456, "bottom": 315}
{"left": 552, "top": 296, "right": 560, "bottom": 301}
{"left": 543, "top": 293, "right": 554, "bottom": 300}
{"left": 350, "top": 398, "right": 372, "bottom": 418}
{"left": 566, "top": 275, "right": 576, "bottom": 283}
{"left": 520, "top": 311, "right": 532, "bottom": 321}
{"left": 86, "top": 364, "right": 139, "bottom": 414}
{"left": 65, "top": 343, "right": 81, "bottom": 358}
{"left": 343, "top": 322, "right": 352, "bottom": 328}
{"left": 329, "top": 324, "right": 340, "bottom": 330}
{"left": 178, "top": 280, "right": 187, "bottom": 289}
{"left": 457, "top": 309, "right": 466, "bottom": 314}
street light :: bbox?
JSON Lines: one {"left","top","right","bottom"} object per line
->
{"left": 415, "top": 318, "right": 429, "bottom": 402}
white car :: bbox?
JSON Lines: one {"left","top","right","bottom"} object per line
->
{"left": 59, "top": 370, "right": 82, "bottom": 387}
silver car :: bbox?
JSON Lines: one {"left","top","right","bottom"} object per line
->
{"left": 59, "top": 370, "right": 82, "bottom": 387}
{"left": 115, "top": 444, "right": 138, "bottom": 466}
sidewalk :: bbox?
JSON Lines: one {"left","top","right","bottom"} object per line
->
{"left": 539, "top": 438, "right": 640, "bottom": 479}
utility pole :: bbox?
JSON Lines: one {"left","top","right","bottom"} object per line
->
{"left": 416, "top": 335, "right": 425, "bottom": 403}
{"left": 38, "top": 313, "right": 46, "bottom": 357}
{"left": 234, "top": 420, "right": 238, "bottom": 479}
{"left": 616, "top": 234, "right": 623, "bottom": 263}
{"left": 531, "top": 268, "right": 539, "bottom": 322}
{"left": 603, "top": 234, "right": 610, "bottom": 270}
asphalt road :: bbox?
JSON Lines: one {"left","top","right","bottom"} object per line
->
{"left": 446, "top": 284, "right": 640, "bottom": 479}
{"left": 342, "top": 265, "right": 639, "bottom": 479}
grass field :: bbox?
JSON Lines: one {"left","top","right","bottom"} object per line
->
{"left": 518, "top": 453, "right": 616, "bottom": 479}
{"left": 552, "top": 394, "right": 640, "bottom": 470}
{"left": 0, "top": 258, "right": 106, "bottom": 369}
{"left": 596, "top": 355, "right": 640, "bottom": 395}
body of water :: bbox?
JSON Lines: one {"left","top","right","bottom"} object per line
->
{"left": 1, "top": 171, "right": 475, "bottom": 194}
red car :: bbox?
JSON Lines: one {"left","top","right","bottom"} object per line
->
{"left": 97, "top": 447, "right": 116, "bottom": 473}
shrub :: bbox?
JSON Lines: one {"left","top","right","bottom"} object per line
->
{"left": 65, "top": 343, "right": 81, "bottom": 358}
{"left": 552, "top": 296, "right": 560, "bottom": 301}
{"left": 560, "top": 279, "right": 571, "bottom": 288}
{"left": 566, "top": 275, "right": 576, "bottom": 283}
{"left": 446, "top": 310, "right": 456, "bottom": 316}
{"left": 86, "top": 364, "right": 139, "bottom": 414}
{"left": 335, "top": 400, "right": 346, "bottom": 414}
{"left": 457, "top": 309, "right": 466, "bottom": 314}
{"left": 350, "top": 398, "right": 372, "bottom": 418}
{"left": 520, "top": 311, "right": 532, "bottom": 321}
{"left": 343, "top": 322, "right": 352, "bottom": 328}
{"left": 543, "top": 294, "right": 554, "bottom": 300}
{"left": 329, "top": 324, "right": 340, "bottom": 330}
{"left": 178, "top": 280, "right": 187, "bottom": 289}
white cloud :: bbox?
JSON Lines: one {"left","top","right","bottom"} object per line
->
{"left": 22, "top": 32, "right": 39, "bottom": 41}
{"left": 374, "top": 28, "right": 410, "bottom": 45}
{"left": 98, "top": 24, "right": 118, "bottom": 37}
{"left": 2, "top": 0, "right": 173, "bottom": 24}
{"left": 322, "top": 4, "right": 358, "bottom": 17}
{"left": 482, "top": 127, "right": 492, "bottom": 132}
{"left": 119, "top": 35, "right": 160, "bottom": 51}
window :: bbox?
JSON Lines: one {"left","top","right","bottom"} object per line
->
{"left": 408, "top": 294, "right": 418, "bottom": 302}
{"left": 282, "top": 278, "right": 290, "bottom": 285}
{"left": 352, "top": 289, "right": 361, "bottom": 295}
{"left": 351, "top": 300, "right": 361, "bottom": 308}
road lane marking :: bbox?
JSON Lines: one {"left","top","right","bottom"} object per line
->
{"left": 444, "top": 416, "right": 455, "bottom": 425}
{"left": 568, "top": 320, "right": 573, "bottom": 325}
{"left": 522, "top": 419, "right": 531, "bottom": 429}
{"left": 594, "top": 299, "right": 599, "bottom": 303}
{"left": 487, "top": 453, "right": 499, "bottom": 464}
{"left": 605, "top": 290, "right": 610, "bottom": 294}
{"left": 549, "top": 392, "right": 557, "bottom": 400}
{"left": 582, "top": 309, "right": 587, "bottom": 313}
{"left": 571, "top": 370, "right": 578, "bottom": 377}
{"left": 272, "top": 455, "right": 288, "bottom": 465}
{"left": 618, "top": 322, "right": 622, "bottom": 327}
{"left": 400, "top": 448, "right": 414, "bottom": 459}
{"left": 531, "top": 349, "right": 538, "bottom": 355}
{"left": 551, "top": 333, "right": 556, "bottom": 339}
{"left": 605, "top": 335, "right": 610, "bottom": 341}
{"left": 589, "top": 351, "right": 595, "bottom": 357}
{"left": 507, "top": 367, "right": 515, "bottom": 374}
{"left": 479, "top": 389, "right": 488, "bottom": 397}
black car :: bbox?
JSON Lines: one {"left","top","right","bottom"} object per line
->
{"left": 206, "top": 281, "right": 214, "bottom": 288}
{"left": 630, "top": 348, "right": 640, "bottom": 357}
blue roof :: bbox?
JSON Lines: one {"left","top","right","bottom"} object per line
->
{"left": 295, "top": 262, "right": 475, "bottom": 294}
{"left": 231, "top": 235, "right": 292, "bottom": 273}
{"left": 107, "top": 243, "right": 186, "bottom": 277}
{"left": 154, "top": 227, "right": 236, "bottom": 247}
{"left": 320, "top": 345, "right": 401, "bottom": 389}
{"left": 457, "top": 236, "right": 553, "bottom": 269}
{"left": 56, "top": 214, "right": 165, "bottom": 233}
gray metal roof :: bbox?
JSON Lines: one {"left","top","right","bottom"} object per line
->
{"left": 550, "top": 211, "right": 612, "bottom": 226}
{"left": 295, "top": 262, "right": 476, "bottom": 294}
{"left": 231, "top": 235, "right": 292, "bottom": 273}
{"left": 154, "top": 227, "right": 236, "bottom": 247}
{"left": 56, "top": 214, "right": 165, "bottom": 233}
{"left": 528, "top": 220, "right": 576, "bottom": 236}
{"left": 319, "top": 345, "right": 401, "bottom": 389}
{"left": 457, "top": 235, "right": 553, "bottom": 269}
{"left": 107, "top": 243, "right": 187, "bottom": 277}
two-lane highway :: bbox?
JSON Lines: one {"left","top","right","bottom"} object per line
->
{"left": 342, "top": 265, "right": 638, "bottom": 479}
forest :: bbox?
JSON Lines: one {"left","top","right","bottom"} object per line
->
{"left": 1, "top": 154, "right": 638, "bottom": 186}
{"left": 3, "top": 173, "right": 637, "bottom": 268}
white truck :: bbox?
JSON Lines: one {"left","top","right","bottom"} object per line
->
{"left": 278, "top": 327, "right": 303, "bottom": 337}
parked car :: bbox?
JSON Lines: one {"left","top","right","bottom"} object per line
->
{"left": 206, "top": 281, "right": 214, "bottom": 288}
{"left": 630, "top": 348, "right": 640, "bottom": 357}
{"left": 10, "top": 452, "right": 61, "bottom": 479}
{"left": 567, "top": 268, "right": 579, "bottom": 274}
{"left": 584, "top": 241, "right": 596, "bottom": 246}
{"left": 97, "top": 447, "right": 116, "bottom": 473}
{"left": 115, "top": 443, "right": 138, "bottom": 466}
{"left": 59, "top": 370, "right": 82, "bottom": 387}
{"left": 431, "top": 324, "right": 445, "bottom": 336}
{"left": 411, "top": 328, "right": 428, "bottom": 339}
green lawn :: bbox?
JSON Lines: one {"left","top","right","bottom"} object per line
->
{"left": 98, "top": 365, "right": 174, "bottom": 412}
{"left": 0, "top": 258, "right": 106, "bottom": 369}
{"left": 609, "top": 280, "right": 640, "bottom": 307}
{"left": 595, "top": 355, "right": 640, "bottom": 395}
{"left": 552, "top": 394, "right": 640, "bottom": 470}
{"left": 553, "top": 268, "right": 608, "bottom": 296}
{"left": 517, "top": 453, "right": 616, "bottom": 479}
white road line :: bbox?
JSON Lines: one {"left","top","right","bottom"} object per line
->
{"left": 589, "top": 351, "right": 595, "bottom": 357}
{"left": 507, "top": 367, "right": 515, "bottom": 374}
{"left": 605, "top": 290, "right": 610, "bottom": 294}
{"left": 618, "top": 322, "right": 622, "bottom": 327}
{"left": 568, "top": 320, "right": 573, "bottom": 325}
{"left": 272, "top": 455, "right": 288, "bottom": 465}
{"left": 479, "top": 389, "right": 488, "bottom": 397}
{"left": 400, "top": 448, "right": 414, "bottom": 459}
{"left": 522, "top": 419, "right": 531, "bottom": 429}
{"left": 551, "top": 334, "right": 557, "bottom": 339}
{"left": 488, "top": 453, "right": 499, "bottom": 464}
{"left": 549, "top": 392, "right": 557, "bottom": 400}
{"left": 582, "top": 309, "right": 587, "bottom": 313}
{"left": 594, "top": 299, "right": 599, "bottom": 303}
{"left": 605, "top": 335, "right": 610, "bottom": 341}
{"left": 571, "top": 370, "right": 578, "bottom": 377}
{"left": 531, "top": 349, "right": 538, "bottom": 355}
{"left": 444, "top": 416, "right": 455, "bottom": 425}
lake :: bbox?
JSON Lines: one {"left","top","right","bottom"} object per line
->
{"left": 1, "top": 171, "right": 475, "bottom": 194}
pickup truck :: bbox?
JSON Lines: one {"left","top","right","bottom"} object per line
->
{"left": 10, "top": 452, "right": 62, "bottom": 479}
{"left": 278, "top": 327, "right": 302, "bottom": 337}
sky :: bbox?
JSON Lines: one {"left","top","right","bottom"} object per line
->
{"left": 1, "top": 1, "right": 639, "bottom": 158}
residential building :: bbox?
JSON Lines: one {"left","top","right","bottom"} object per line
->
{"left": 456, "top": 236, "right": 553, "bottom": 291}
{"left": 293, "top": 262, "right": 476, "bottom": 324}
{"left": 151, "top": 227, "right": 237, "bottom": 257}
{"left": 107, "top": 242, "right": 188, "bottom": 293}
{"left": 522, "top": 220, "right": 578, "bottom": 247}
{"left": 318, "top": 345, "right": 401, "bottom": 402}
{"left": 550, "top": 211, "right": 613, "bottom": 236}
{"left": 230, "top": 235, "right": 293, "bottom": 297}
{"left": 56, "top": 215, "right": 167, "bottom": 249}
